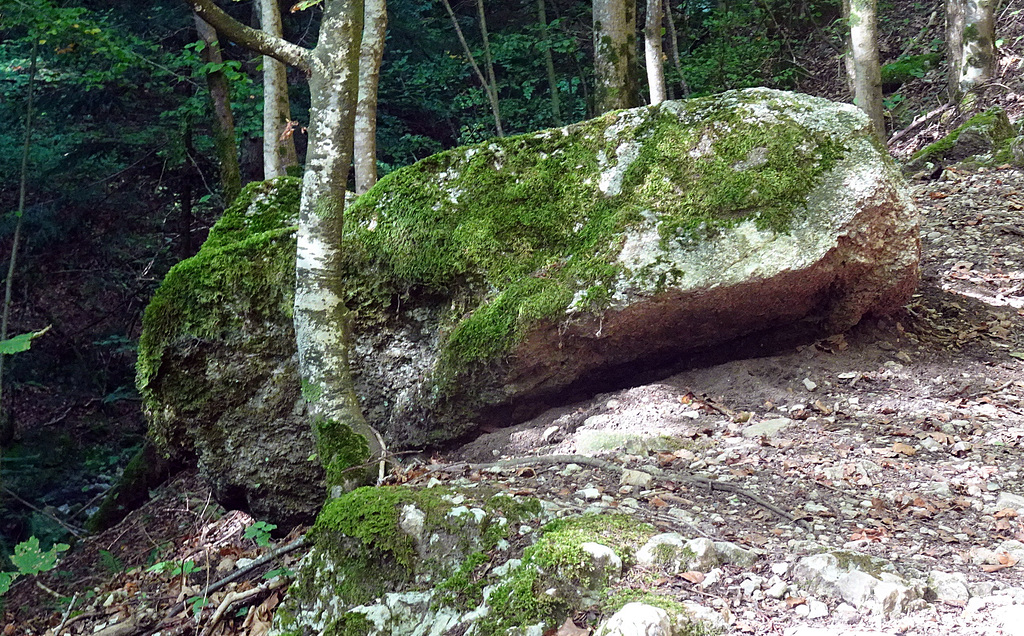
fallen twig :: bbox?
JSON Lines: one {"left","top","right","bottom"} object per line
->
{"left": 151, "top": 535, "right": 306, "bottom": 631}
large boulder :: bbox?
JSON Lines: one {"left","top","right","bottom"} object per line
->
{"left": 140, "top": 89, "right": 919, "bottom": 520}
{"left": 341, "top": 87, "right": 919, "bottom": 448}
{"left": 137, "top": 177, "right": 324, "bottom": 526}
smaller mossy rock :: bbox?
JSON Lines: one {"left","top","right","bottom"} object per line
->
{"left": 907, "top": 107, "right": 1015, "bottom": 171}
{"left": 273, "top": 488, "right": 730, "bottom": 636}
{"left": 137, "top": 177, "right": 324, "bottom": 526}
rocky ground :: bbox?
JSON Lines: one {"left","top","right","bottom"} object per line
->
{"left": 6, "top": 164, "right": 1024, "bottom": 636}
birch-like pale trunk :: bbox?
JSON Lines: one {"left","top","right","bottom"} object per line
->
{"left": 260, "top": 0, "right": 298, "bottom": 178}
{"left": 593, "top": 0, "right": 638, "bottom": 113}
{"left": 663, "top": 0, "right": 689, "bottom": 97}
{"left": 354, "top": 0, "right": 387, "bottom": 194}
{"left": 843, "top": 0, "right": 886, "bottom": 144}
{"left": 183, "top": 0, "right": 386, "bottom": 493}
{"left": 644, "top": 0, "right": 666, "bottom": 105}
{"left": 193, "top": 14, "right": 242, "bottom": 202}
{"left": 946, "top": 0, "right": 996, "bottom": 103}
{"left": 440, "top": 0, "right": 505, "bottom": 136}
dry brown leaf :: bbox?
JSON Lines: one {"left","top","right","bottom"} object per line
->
{"left": 680, "top": 571, "right": 706, "bottom": 584}
{"left": 649, "top": 496, "right": 668, "bottom": 509}
{"left": 893, "top": 442, "right": 917, "bottom": 456}
{"left": 981, "top": 552, "right": 1018, "bottom": 573}
{"left": 995, "top": 508, "right": 1020, "bottom": 519}
{"left": 785, "top": 596, "right": 807, "bottom": 608}
{"left": 555, "top": 617, "right": 590, "bottom": 636}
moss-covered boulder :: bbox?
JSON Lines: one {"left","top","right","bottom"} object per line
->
{"left": 137, "top": 177, "right": 325, "bottom": 526}
{"left": 906, "top": 107, "right": 1016, "bottom": 172}
{"left": 140, "top": 90, "right": 919, "bottom": 512}
{"left": 270, "top": 485, "right": 724, "bottom": 635}
{"left": 342, "top": 87, "right": 918, "bottom": 448}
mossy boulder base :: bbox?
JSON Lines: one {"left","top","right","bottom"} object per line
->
{"left": 139, "top": 89, "right": 919, "bottom": 518}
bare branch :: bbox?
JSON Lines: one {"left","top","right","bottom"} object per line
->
{"left": 181, "top": 0, "right": 313, "bottom": 72}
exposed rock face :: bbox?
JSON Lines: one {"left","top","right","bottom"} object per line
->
{"left": 906, "top": 107, "right": 1017, "bottom": 172}
{"left": 342, "top": 87, "right": 919, "bottom": 448}
{"left": 137, "top": 178, "right": 324, "bottom": 526}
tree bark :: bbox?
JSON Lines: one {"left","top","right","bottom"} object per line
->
{"left": 181, "top": 0, "right": 385, "bottom": 492}
{"left": 593, "top": 0, "right": 639, "bottom": 113}
{"left": 946, "top": 0, "right": 996, "bottom": 103}
{"left": 843, "top": 0, "right": 886, "bottom": 143}
{"left": 354, "top": 0, "right": 387, "bottom": 194}
{"left": 536, "top": 0, "right": 562, "bottom": 125}
{"left": 644, "top": 0, "right": 666, "bottom": 105}
{"left": 259, "top": 0, "right": 299, "bottom": 179}
{"left": 194, "top": 14, "right": 243, "bottom": 202}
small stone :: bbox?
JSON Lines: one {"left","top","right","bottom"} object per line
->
{"left": 580, "top": 488, "right": 602, "bottom": 501}
{"left": 766, "top": 579, "right": 788, "bottom": 599}
{"left": 803, "top": 378, "right": 818, "bottom": 391}
{"left": 807, "top": 599, "right": 829, "bottom": 618}
{"left": 541, "top": 425, "right": 560, "bottom": 443}
{"left": 996, "top": 492, "right": 1024, "bottom": 513}
{"left": 620, "top": 469, "right": 654, "bottom": 488}
{"left": 595, "top": 603, "right": 671, "bottom": 636}
{"left": 741, "top": 417, "right": 793, "bottom": 438}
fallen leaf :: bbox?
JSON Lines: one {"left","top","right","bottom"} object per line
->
{"left": 893, "top": 442, "right": 917, "bottom": 456}
{"left": 981, "top": 552, "right": 1018, "bottom": 573}
{"left": 995, "top": 508, "right": 1020, "bottom": 519}
{"left": 680, "top": 571, "right": 705, "bottom": 584}
{"left": 785, "top": 596, "right": 807, "bottom": 608}
{"left": 555, "top": 617, "right": 589, "bottom": 636}
{"left": 649, "top": 496, "right": 668, "bottom": 509}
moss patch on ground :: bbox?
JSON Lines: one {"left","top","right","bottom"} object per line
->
{"left": 909, "top": 107, "right": 1014, "bottom": 166}
{"left": 475, "top": 513, "right": 655, "bottom": 634}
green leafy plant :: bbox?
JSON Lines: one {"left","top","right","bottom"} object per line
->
{"left": 243, "top": 521, "right": 277, "bottom": 547}
{"left": 147, "top": 558, "right": 202, "bottom": 577}
{"left": 0, "top": 536, "right": 70, "bottom": 595}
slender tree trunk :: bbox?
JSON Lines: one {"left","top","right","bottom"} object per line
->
{"left": 193, "top": 14, "right": 243, "bottom": 202}
{"left": 439, "top": 0, "right": 504, "bottom": 136}
{"left": 843, "top": 0, "right": 886, "bottom": 143}
{"left": 537, "top": 0, "right": 562, "bottom": 125}
{"left": 354, "top": 0, "right": 387, "bottom": 194}
{"left": 183, "top": 0, "right": 386, "bottom": 492}
{"left": 476, "top": 0, "right": 501, "bottom": 124}
{"left": 663, "top": 0, "right": 689, "bottom": 97}
{"left": 645, "top": 0, "right": 666, "bottom": 104}
{"left": 946, "top": 0, "right": 996, "bottom": 103}
{"left": 0, "top": 40, "right": 38, "bottom": 448}
{"left": 296, "top": 0, "right": 386, "bottom": 492}
{"left": 593, "top": 0, "right": 639, "bottom": 113}
{"left": 260, "top": 0, "right": 299, "bottom": 178}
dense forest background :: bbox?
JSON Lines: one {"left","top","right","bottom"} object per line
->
{"left": 0, "top": 0, "right": 1011, "bottom": 562}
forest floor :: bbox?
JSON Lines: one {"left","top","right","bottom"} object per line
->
{"left": 6, "top": 154, "right": 1024, "bottom": 636}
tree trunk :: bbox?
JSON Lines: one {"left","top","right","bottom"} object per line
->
{"left": 663, "top": 0, "right": 689, "bottom": 97}
{"left": 354, "top": 0, "right": 387, "bottom": 194}
{"left": 259, "top": 0, "right": 299, "bottom": 179}
{"left": 537, "top": 0, "right": 562, "bottom": 125}
{"left": 193, "top": 14, "right": 243, "bottom": 202}
{"left": 946, "top": 0, "right": 996, "bottom": 103}
{"left": 593, "top": 0, "right": 639, "bottom": 113}
{"left": 843, "top": 0, "right": 886, "bottom": 143}
{"left": 440, "top": 0, "right": 505, "bottom": 136}
{"left": 644, "top": 0, "right": 666, "bottom": 105}
{"left": 182, "top": 0, "right": 386, "bottom": 492}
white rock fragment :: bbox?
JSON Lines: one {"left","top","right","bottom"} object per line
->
{"left": 596, "top": 602, "right": 671, "bottom": 636}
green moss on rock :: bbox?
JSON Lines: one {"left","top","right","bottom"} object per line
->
{"left": 137, "top": 177, "right": 301, "bottom": 450}
{"left": 908, "top": 107, "right": 1014, "bottom": 169}
{"left": 339, "top": 90, "right": 850, "bottom": 390}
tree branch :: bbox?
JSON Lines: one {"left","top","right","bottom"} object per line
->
{"left": 180, "top": 0, "right": 313, "bottom": 72}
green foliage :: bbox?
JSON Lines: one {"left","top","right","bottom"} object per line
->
{"left": 147, "top": 558, "right": 203, "bottom": 577}
{"left": 881, "top": 53, "right": 942, "bottom": 89}
{"left": 0, "top": 536, "right": 70, "bottom": 596}
{"left": 0, "top": 327, "right": 49, "bottom": 355}
{"left": 244, "top": 521, "right": 278, "bottom": 547}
